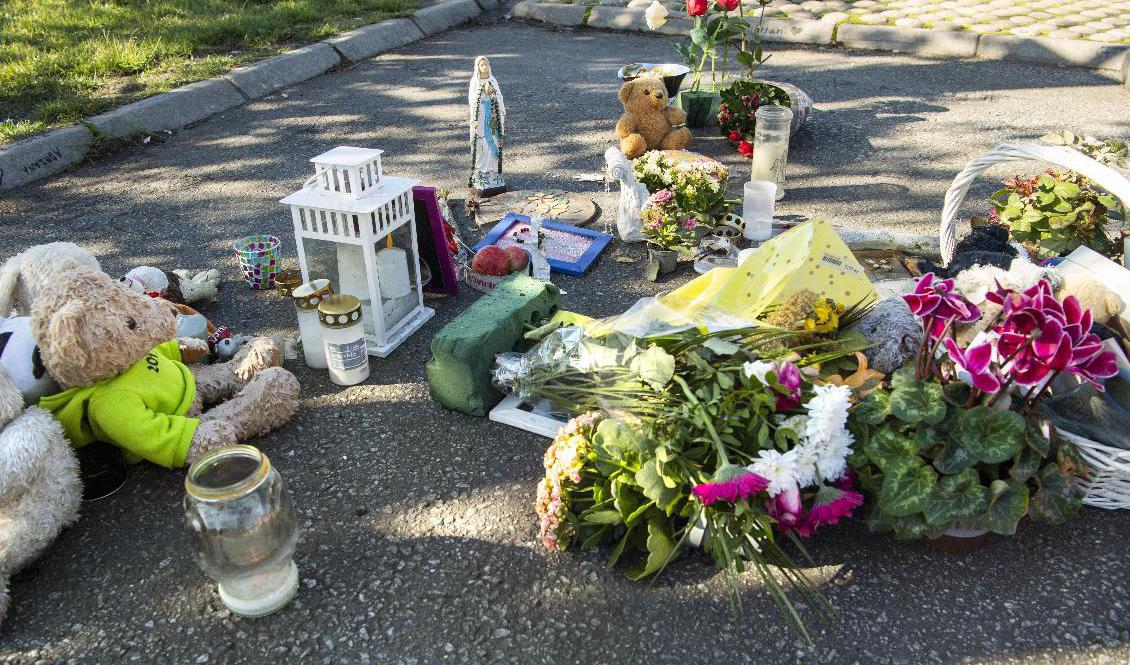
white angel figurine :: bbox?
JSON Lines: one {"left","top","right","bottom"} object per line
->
{"left": 468, "top": 56, "right": 507, "bottom": 196}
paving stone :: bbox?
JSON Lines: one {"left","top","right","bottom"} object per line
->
{"left": 978, "top": 32, "right": 1130, "bottom": 70}
{"left": 413, "top": 0, "right": 482, "bottom": 36}
{"left": 88, "top": 78, "right": 245, "bottom": 139}
{"left": 788, "top": 10, "right": 817, "bottom": 19}
{"left": 859, "top": 13, "right": 890, "bottom": 24}
{"left": 838, "top": 23, "right": 980, "bottom": 57}
{"left": 225, "top": 43, "right": 340, "bottom": 99}
{"left": 968, "top": 22, "right": 1009, "bottom": 33}
{"left": 820, "top": 10, "right": 851, "bottom": 21}
{"left": 1091, "top": 32, "right": 1127, "bottom": 43}
{"left": 1009, "top": 25, "right": 1043, "bottom": 36}
{"left": 930, "top": 20, "right": 963, "bottom": 30}
{"left": 894, "top": 17, "right": 924, "bottom": 27}
{"left": 323, "top": 19, "right": 424, "bottom": 62}
{"left": 0, "top": 126, "right": 93, "bottom": 193}
{"left": 513, "top": 1, "right": 588, "bottom": 25}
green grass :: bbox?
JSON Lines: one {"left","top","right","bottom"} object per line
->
{"left": 0, "top": 0, "right": 419, "bottom": 144}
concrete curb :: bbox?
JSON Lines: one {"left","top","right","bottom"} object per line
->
{"left": 226, "top": 43, "right": 342, "bottom": 99}
{"left": 323, "top": 18, "right": 425, "bottom": 62}
{"left": 511, "top": 2, "right": 1129, "bottom": 80}
{"left": 413, "top": 0, "right": 482, "bottom": 36}
{"left": 1, "top": 0, "right": 490, "bottom": 193}
{"left": 837, "top": 24, "right": 978, "bottom": 59}
{"left": 87, "top": 78, "right": 246, "bottom": 140}
{"left": 0, "top": 126, "right": 93, "bottom": 193}
{"left": 976, "top": 34, "right": 1128, "bottom": 72}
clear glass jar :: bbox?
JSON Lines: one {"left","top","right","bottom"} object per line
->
{"left": 184, "top": 445, "right": 299, "bottom": 618}
{"left": 751, "top": 105, "right": 793, "bottom": 201}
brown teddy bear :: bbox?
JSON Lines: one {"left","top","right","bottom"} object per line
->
{"left": 615, "top": 77, "right": 692, "bottom": 160}
{"left": 33, "top": 265, "right": 300, "bottom": 468}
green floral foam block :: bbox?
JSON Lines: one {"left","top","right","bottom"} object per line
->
{"left": 426, "top": 274, "right": 560, "bottom": 416}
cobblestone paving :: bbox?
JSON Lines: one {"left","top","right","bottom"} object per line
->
{"left": 620, "top": 0, "right": 1130, "bottom": 44}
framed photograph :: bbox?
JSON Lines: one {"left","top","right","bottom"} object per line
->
{"left": 412, "top": 186, "right": 459, "bottom": 295}
{"left": 473, "top": 212, "right": 612, "bottom": 277}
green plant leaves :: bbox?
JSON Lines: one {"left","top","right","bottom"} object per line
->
{"left": 1029, "top": 464, "right": 1082, "bottom": 524}
{"left": 634, "top": 460, "right": 680, "bottom": 513}
{"left": 924, "top": 468, "right": 990, "bottom": 526}
{"left": 985, "top": 479, "right": 1028, "bottom": 535}
{"left": 864, "top": 426, "right": 918, "bottom": 473}
{"left": 690, "top": 27, "right": 709, "bottom": 45}
{"left": 583, "top": 509, "right": 623, "bottom": 525}
{"left": 593, "top": 419, "right": 645, "bottom": 465}
{"left": 1053, "top": 179, "right": 1082, "bottom": 199}
{"left": 626, "top": 520, "right": 675, "bottom": 581}
{"left": 878, "top": 463, "right": 937, "bottom": 517}
{"left": 933, "top": 438, "right": 977, "bottom": 474}
{"left": 630, "top": 346, "right": 675, "bottom": 389}
{"left": 956, "top": 406, "right": 1025, "bottom": 463}
{"left": 853, "top": 390, "right": 891, "bottom": 426}
{"left": 890, "top": 380, "right": 946, "bottom": 426}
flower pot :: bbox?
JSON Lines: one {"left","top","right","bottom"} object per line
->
{"left": 677, "top": 90, "right": 719, "bottom": 129}
{"left": 646, "top": 248, "right": 678, "bottom": 281}
{"left": 926, "top": 526, "right": 990, "bottom": 555}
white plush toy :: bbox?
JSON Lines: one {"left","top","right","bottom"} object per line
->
{"left": 0, "top": 242, "right": 101, "bottom": 316}
{"left": 120, "top": 266, "right": 221, "bottom": 304}
{"left": 0, "top": 363, "right": 81, "bottom": 627}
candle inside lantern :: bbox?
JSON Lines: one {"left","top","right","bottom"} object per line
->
{"left": 742, "top": 180, "right": 777, "bottom": 242}
{"left": 750, "top": 105, "right": 793, "bottom": 201}
{"left": 184, "top": 445, "right": 300, "bottom": 618}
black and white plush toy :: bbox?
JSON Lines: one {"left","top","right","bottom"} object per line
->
{"left": 0, "top": 316, "right": 57, "bottom": 404}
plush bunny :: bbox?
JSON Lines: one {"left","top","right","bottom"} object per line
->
{"left": 0, "top": 363, "right": 81, "bottom": 628}
{"left": 33, "top": 265, "right": 300, "bottom": 469}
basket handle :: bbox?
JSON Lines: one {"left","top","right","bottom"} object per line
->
{"left": 939, "top": 143, "right": 1130, "bottom": 266}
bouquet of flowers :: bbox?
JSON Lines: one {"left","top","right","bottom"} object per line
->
{"left": 717, "top": 80, "right": 792, "bottom": 157}
{"left": 848, "top": 274, "right": 1116, "bottom": 540}
{"left": 641, "top": 189, "right": 697, "bottom": 252}
{"left": 632, "top": 151, "right": 731, "bottom": 223}
{"left": 501, "top": 321, "right": 868, "bottom": 640}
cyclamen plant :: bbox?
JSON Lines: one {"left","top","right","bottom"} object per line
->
{"left": 849, "top": 274, "right": 1115, "bottom": 540}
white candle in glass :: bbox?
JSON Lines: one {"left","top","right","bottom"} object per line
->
{"left": 742, "top": 181, "right": 777, "bottom": 241}
{"left": 750, "top": 105, "right": 793, "bottom": 201}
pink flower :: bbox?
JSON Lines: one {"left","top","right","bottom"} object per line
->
{"left": 804, "top": 484, "right": 863, "bottom": 530}
{"left": 738, "top": 141, "right": 753, "bottom": 157}
{"left": 692, "top": 470, "right": 769, "bottom": 506}
{"left": 904, "top": 273, "right": 981, "bottom": 340}
{"left": 772, "top": 360, "right": 803, "bottom": 411}
{"left": 944, "top": 339, "right": 1002, "bottom": 394}
{"left": 681, "top": 217, "right": 698, "bottom": 230}
{"left": 767, "top": 484, "right": 804, "bottom": 533}
{"left": 650, "top": 189, "right": 673, "bottom": 205}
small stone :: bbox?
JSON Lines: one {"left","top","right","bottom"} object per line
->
{"left": 894, "top": 17, "right": 923, "bottom": 26}
{"left": 820, "top": 10, "right": 850, "bottom": 21}
{"left": 493, "top": 628, "right": 511, "bottom": 638}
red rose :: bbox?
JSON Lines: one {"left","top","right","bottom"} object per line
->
{"left": 728, "top": 131, "right": 740, "bottom": 142}
{"left": 738, "top": 141, "right": 753, "bottom": 157}
{"left": 686, "top": 0, "right": 708, "bottom": 16}
{"left": 716, "top": 0, "right": 740, "bottom": 10}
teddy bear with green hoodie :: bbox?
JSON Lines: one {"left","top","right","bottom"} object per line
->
{"left": 33, "top": 264, "right": 300, "bottom": 468}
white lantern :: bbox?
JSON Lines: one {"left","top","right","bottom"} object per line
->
{"left": 281, "top": 147, "right": 434, "bottom": 358}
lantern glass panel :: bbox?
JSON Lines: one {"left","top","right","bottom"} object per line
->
{"left": 373, "top": 223, "right": 420, "bottom": 336}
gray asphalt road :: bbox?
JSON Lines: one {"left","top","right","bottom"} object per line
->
{"left": 2, "top": 13, "right": 1129, "bottom": 665}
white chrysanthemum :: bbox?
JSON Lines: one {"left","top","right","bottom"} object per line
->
{"left": 811, "top": 428, "right": 854, "bottom": 483}
{"left": 790, "top": 442, "right": 820, "bottom": 488}
{"left": 742, "top": 360, "right": 773, "bottom": 385}
{"left": 804, "top": 383, "right": 852, "bottom": 446}
{"left": 749, "top": 448, "right": 801, "bottom": 496}
{"left": 777, "top": 413, "right": 808, "bottom": 434}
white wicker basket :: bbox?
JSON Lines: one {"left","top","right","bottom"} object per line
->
{"left": 940, "top": 143, "right": 1130, "bottom": 508}
{"left": 938, "top": 142, "right": 1130, "bottom": 266}
{"left": 1057, "top": 427, "right": 1130, "bottom": 510}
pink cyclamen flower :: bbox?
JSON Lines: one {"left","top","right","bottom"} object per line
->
{"left": 767, "top": 483, "right": 804, "bottom": 534}
{"left": 903, "top": 273, "right": 981, "bottom": 340}
{"left": 772, "top": 361, "right": 803, "bottom": 411}
{"left": 804, "top": 484, "right": 864, "bottom": 531}
{"left": 944, "top": 339, "right": 1002, "bottom": 394}
{"left": 692, "top": 471, "right": 770, "bottom": 506}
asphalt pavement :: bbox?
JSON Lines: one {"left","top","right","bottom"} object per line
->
{"left": 1, "top": 13, "right": 1129, "bottom": 665}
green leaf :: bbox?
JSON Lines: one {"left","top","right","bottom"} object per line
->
{"left": 1026, "top": 417, "right": 1051, "bottom": 456}
{"left": 933, "top": 438, "right": 977, "bottom": 474}
{"left": 634, "top": 462, "right": 680, "bottom": 513}
{"left": 690, "top": 27, "right": 709, "bottom": 45}
{"left": 702, "top": 337, "right": 740, "bottom": 356}
{"left": 891, "top": 366, "right": 917, "bottom": 390}
{"left": 853, "top": 390, "right": 891, "bottom": 426}
{"left": 1038, "top": 174, "right": 1056, "bottom": 189}
{"left": 1053, "top": 179, "right": 1081, "bottom": 199}
{"left": 985, "top": 479, "right": 1028, "bottom": 535}
{"left": 626, "top": 520, "right": 675, "bottom": 581}
{"left": 606, "top": 528, "right": 632, "bottom": 568}
{"left": 630, "top": 346, "right": 675, "bottom": 389}
{"left": 878, "top": 463, "right": 937, "bottom": 517}
{"left": 583, "top": 509, "right": 623, "bottom": 525}
{"left": 1029, "top": 464, "right": 1082, "bottom": 524}
{"left": 1008, "top": 447, "right": 1042, "bottom": 482}
{"left": 924, "top": 468, "right": 989, "bottom": 526}
{"left": 864, "top": 426, "right": 919, "bottom": 473}
{"left": 593, "top": 419, "right": 644, "bottom": 464}
{"left": 890, "top": 381, "right": 947, "bottom": 426}
{"left": 957, "top": 407, "right": 1026, "bottom": 463}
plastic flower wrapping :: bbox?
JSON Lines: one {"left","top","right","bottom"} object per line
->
{"left": 495, "top": 311, "right": 869, "bottom": 640}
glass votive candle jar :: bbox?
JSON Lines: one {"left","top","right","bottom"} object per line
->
{"left": 184, "top": 445, "right": 299, "bottom": 618}
{"left": 318, "top": 294, "right": 370, "bottom": 386}
{"left": 275, "top": 269, "right": 303, "bottom": 298}
{"left": 292, "top": 279, "right": 334, "bottom": 369}
{"left": 751, "top": 105, "right": 793, "bottom": 201}
{"left": 742, "top": 180, "right": 777, "bottom": 241}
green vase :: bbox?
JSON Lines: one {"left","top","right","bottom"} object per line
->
{"left": 677, "top": 90, "right": 719, "bottom": 129}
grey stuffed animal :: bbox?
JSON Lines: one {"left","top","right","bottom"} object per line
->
{"left": 854, "top": 297, "right": 923, "bottom": 374}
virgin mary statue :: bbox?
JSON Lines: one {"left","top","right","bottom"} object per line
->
{"left": 468, "top": 56, "right": 506, "bottom": 196}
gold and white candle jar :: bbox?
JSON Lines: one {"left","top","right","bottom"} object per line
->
{"left": 318, "top": 294, "right": 370, "bottom": 386}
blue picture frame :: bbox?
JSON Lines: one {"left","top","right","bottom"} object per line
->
{"left": 473, "top": 213, "right": 612, "bottom": 277}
